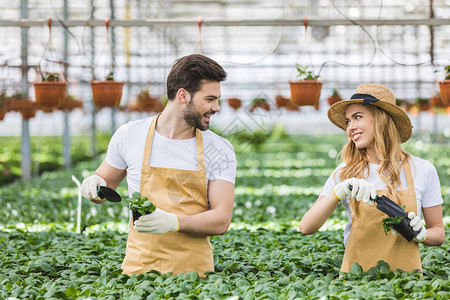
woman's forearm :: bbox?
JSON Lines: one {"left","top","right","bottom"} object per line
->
{"left": 299, "top": 194, "right": 341, "bottom": 235}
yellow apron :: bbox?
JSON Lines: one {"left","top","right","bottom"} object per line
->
{"left": 341, "top": 158, "right": 422, "bottom": 273}
{"left": 121, "top": 115, "right": 213, "bottom": 277}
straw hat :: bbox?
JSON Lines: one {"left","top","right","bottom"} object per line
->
{"left": 327, "top": 83, "right": 412, "bottom": 143}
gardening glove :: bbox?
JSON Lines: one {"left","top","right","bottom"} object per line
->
{"left": 334, "top": 178, "right": 376, "bottom": 205}
{"left": 408, "top": 212, "right": 427, "bottom": 243}
{"left": 134, "top": 208, "right": 179, "bottom": 234}
{"left": 80, "top": 174, "right": 107, "bottom": 204}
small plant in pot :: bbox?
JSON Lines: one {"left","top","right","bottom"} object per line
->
{"left": 289, "top": 64, "right": 322, "bottom": 110}
{"left": 128, "top": 192, "right": 156, "bottom": 224}
{"left": 438, "top": 65, "right": 450, "bottom": 105}
{"left": 227, "top": 97, "right": 242, "bottom": 110}
{"left": 249, "top": 97, "right": 270, "bottom": 112}
{"left": 91, "top": 71, "right": 125, "bottom": 108}
{"left": 327, "top": 88, "right": 342, "bottom": 106}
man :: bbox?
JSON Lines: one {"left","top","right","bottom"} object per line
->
{"left": 80, "top": 54, "right": 236, "bottom": 277}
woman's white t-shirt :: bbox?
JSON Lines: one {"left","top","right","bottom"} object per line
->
{"left": 105, "top": 117, "right": 237, "bottom": 197}
{"left": 320, "top": 155, "right": 443, "bottom": 246}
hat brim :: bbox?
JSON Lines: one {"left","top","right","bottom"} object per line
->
{"left": 327, "top": 99, "right": 412, "bottom": 143}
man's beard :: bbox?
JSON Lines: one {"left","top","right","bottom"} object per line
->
{"left": 183, "top": 100, "right": 209, "bottom": 131}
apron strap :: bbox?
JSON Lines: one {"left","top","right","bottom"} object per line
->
{"left": 401, "top": 157, "right": 417, "bottom": 208}
{"left": 141, "top": 114, "right": 206, "bottom": 173}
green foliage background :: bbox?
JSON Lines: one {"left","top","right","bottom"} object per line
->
{"left": 0, "top": 131, "right": 448, "bottom": 299}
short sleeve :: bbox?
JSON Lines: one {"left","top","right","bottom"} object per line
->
{"left": 105, "top": 124, "right": 127, "bottom": 170}
{"left": 320, "top": 163, "right": 345, "bottom": 197}
{"left": 207, "top": 139, "right": 237, "bottom": 185}
{"left": 421, "top": 162, "right": 443, "bottom": 208}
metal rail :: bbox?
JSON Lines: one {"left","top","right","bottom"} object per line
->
{"left": 0, "top": 18, "right": 449, "bottom": 27}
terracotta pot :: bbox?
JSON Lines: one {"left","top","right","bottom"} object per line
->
{"left": 327, "top": 94, "right": 342, "bottom": 106}
{"left": 34, "top": 81, "right": 67, "bottom": 108}
{"left": 91, "top": 81, "right": 124, "bottom": 108}
{"left": 289, "top": 80, "right": 322, "bottom": 110}
{"left": 438, "top": 80, "right": 450, "bottom": 105}
{"left": 275, "top": 95, "right": 291, "bottom": 108}
{"left": 59, "top": 97, "right": 83, "bottom": 112}
{"left": 19, "top": 101, "right": 37, "bottom": 119}
{"left": 0, "top": 108, "right": 6, "bottom": 121}
{"left": 430, "top": 95, "right": 447, "bottom": 108}
{"left": 227, "top": 98, "right": 242, "bottom": 110}
{"left": 9, "top": 99, "right": 31, "bottom": 111}
{"left": 417, "top": 100, "right": 431, "bottom": 112}
{"left": 249, "top": 99, "right": 270, "bottom": 112}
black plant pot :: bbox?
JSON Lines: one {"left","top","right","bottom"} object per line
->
{"left": 376, "top": 195, "right": 421, "bottom": 242}
{"left": 132, "top": 210, "right": 151, "bottom": 225}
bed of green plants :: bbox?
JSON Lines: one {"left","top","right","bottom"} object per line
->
{"left": 0, "top": 134, "right": 110, "bottom": 185}
{"left": 0, "top": 131, "right": 448, "bottom": 299}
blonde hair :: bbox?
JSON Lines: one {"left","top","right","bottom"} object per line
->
{"left": 338, "top": 105, "right": 410, "bottom": 201}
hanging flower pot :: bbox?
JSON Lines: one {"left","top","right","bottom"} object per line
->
{"left": 227, "top": 97, "right": 242, "bottom": 110}
{"left": 438, "top": 65, "right": 450, "bottom": 105}
{"left": 289, "top": 64, "right": 322, "bottom": 110}
{"left": 275, "top": 95, "right": 290, "bottom": 108}
{"left": 0, "top": 108, "right": 6, "bottom": 121}
{"left": 59, "top": 95, "right": 83, "bottom": 112}
{"left": 327, "top": 88, "right": 342, "bottom": 106}
{"left": 19, "top": 101, "right": 37, "bottom": 120}
{"left": 415, "top": 98, "right": 431, "bottom": 112}
{"left": 91, "top": 75, "right": 124, "bottom": 108}
{"left": 90, "top": 19, "right": 124, "bottom": 108}
{"left": 249, "top": 97, "right": 270, "bottom": 113}
{"left": 34, "top": 73, "right": 67, "bottom": 109}
{"left": 33, "top": 19, "right": 67, "bottom": 109}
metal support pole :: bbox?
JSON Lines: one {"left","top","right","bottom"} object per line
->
{"left": 63, "top": 0, "right": 71, "bottom": 167}
{"left": 110, "top": 0, "right": 117, "bottom": 135}
{"left": 20, "top": 0, "right": 31, "bottom": 180}
{"left": 90, "top": 0, "right": 97, "bottom": 158}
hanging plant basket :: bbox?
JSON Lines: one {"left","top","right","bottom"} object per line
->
{"left": 289, "top": 80, "right": 322, "bottom": 110}
{"left": 275, "top": 95, "right": 291, "bottom": 108}
{"left": 9, "top": 97, "right": 30, "bottom": 111}
{"left": 91, "top": 80, "right": 124, "bottom": 108}
{"left": 19, "top": 101, "right": 37, "bottom": 120}
{"left": 327, "top": 89, "right": 342, "bottom": 106}
{"left": 227, "top": 97, "right": 242, "bottom": 110}
{"left": 59, "top": 96, "right": 83, "bottom": 112}
{"left": 0, "top": 108, "right": 6, "bottom": 121}
{"left": 34, "top": 80, "right": 67, "bottom": 109}
{"left": 438, "top": 80, "right": 450, "bottom": 106}
{"left": 249, "top": 97, "right": 270, "bottom": 113}
{"left": 33, "top": 19, "right": 67, "bottom": 109}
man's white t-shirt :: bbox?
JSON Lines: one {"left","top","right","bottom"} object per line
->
{"left": 320, "top": 155, "right": 443, "bottom": 246}
{"left": 105, "top": 117, "right": 236, "bottom": 197}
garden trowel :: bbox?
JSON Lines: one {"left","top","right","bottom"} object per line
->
{"left": 97, "top": 186, "right": 122, "bottom": 202}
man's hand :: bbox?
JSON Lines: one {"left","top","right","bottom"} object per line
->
{"left": 134, "top": 208, "right": 179, "bottom": 234}
{"left": 333, "top": 178, "right": 376, "bottom": 204}
{"left": 80, "top": 174, "right": 107, "bottom": 204}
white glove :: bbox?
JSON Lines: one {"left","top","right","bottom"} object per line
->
{"left": 134, "top": 208, "right": 179, "bottom": 234}
{"left": 408, "top": 212, "right": 427, "bottom": 243}
{"left": 80, "top": 174, "right": 107, "bottom": 204}
{"left": 333, "top": 178, "right": 376, "bottom": 205}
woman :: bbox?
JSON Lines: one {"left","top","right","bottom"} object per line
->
{"left": 299, "top": 83, "right": 445, "bottom": 273}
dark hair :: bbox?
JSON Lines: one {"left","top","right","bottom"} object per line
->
{"left": 166, "top": 54, "right": 227, "bottom": 100}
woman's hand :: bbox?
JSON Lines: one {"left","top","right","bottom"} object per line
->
{"left": 333, "top": 178, "right": 377, "bottom": 204}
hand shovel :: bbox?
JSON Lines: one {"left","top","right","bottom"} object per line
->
{"left": 97, "top": 186, "right": 122, "bottom": 202}
{"left": 349, "top": 185, "right": 420, "bottom": 242}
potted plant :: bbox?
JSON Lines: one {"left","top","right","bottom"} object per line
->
{"left": 249, "top": 97, "right": 270, "bottom": 113}
{"left": 327, "top": 88, "right": 342, "bottom": 106}
{"left": 91, "top": 71, "right": 124, "bottom": 108}
{"left": 137, "top": 89, "right": 163, "bottom": 113}
{"left": 128, "top": 192, "right": 156, "bottom": 225}
{"left": 33, "top": 19, "right": 67, "bottom": 109}
{"left": 275, "top": 95, "right": 290, "bottom": 108}
{"left": 415, "top": 97, "right": 431, "bottom": 112}
{"left": 19, "top": 101, "right": 37, "bottom": 120}
{"left": 438, "top": 65, "right": 450, "bottom": 105}
{"left": 289, "top": 64, "right": 322, "bottom": 110}
{"left": 8, "top": 92, "right": 30, "bottom": 111}
{"left": 227, "top": 97, "right": 242, "bottom": 110}
{"left": 59, "top": 95, "right": 83, "bottom": 112}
